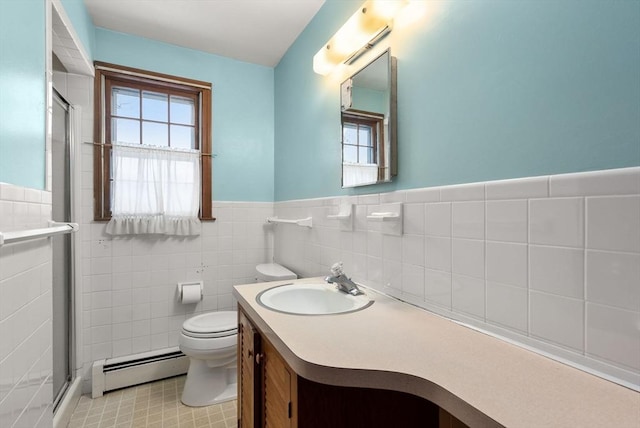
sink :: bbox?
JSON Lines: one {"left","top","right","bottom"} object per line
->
{"left": 257, "top": 282, "right": 373, "bottom": 315}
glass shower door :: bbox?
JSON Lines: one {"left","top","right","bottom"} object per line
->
{"left": 52, "top": 90, "right": 73, "bottom": 411}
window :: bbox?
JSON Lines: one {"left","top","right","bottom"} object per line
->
{"left": 342, "top": 119, "right": 376, "bottom": 164}
{"left": 93, "top": 62, "right": 213, "bottom": 232}
{"left": 341, "top": 111, "right": 385, "bottom": 186}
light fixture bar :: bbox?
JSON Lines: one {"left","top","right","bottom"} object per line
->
{"left": 313, "top": 0, "right": 408, "bottom": 75}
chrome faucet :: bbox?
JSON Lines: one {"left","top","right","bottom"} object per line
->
{"left": 325, "top": 262, "right": 363, "bottom": 296}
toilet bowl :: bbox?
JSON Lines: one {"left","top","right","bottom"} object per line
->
{"left": 179, "top": 264, "right": 295, "bottom": 406}
{"left": 256, "top": 263, "right": 297, "bottom": 282}
{"left": 179, "top": 311, "right": 238, "bottom": 407}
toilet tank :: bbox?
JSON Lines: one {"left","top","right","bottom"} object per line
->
{"left": 256, "top": 263, "right": 297, "bottom": 282}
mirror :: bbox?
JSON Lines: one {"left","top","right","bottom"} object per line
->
{"left": 341, "top": 49, "right": 397, "bottom": 188}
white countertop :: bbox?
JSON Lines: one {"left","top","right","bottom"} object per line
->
{"left": 233, "top": 278, "right": 640, "bottom": 428}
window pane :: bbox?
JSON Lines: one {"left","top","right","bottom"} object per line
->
{"left": 171, "top": 95, "right": 195, "bottom": 125}
{"left": 170, "top": 125, "right": 195, "bottom": 149}
{"left": 343, "top": 145, "right": 358, "bottom": 163}
{"left": 142, "top": 121, "right": 168, "bottom": 146}
{"left": 112, "top": 87, "right": 139, "bottom": 119}
{"left": 359, "top": 147, "right": 373, "bottom": 164}
{"left": 343, "top": 124, "right": 357, "bottom": 145}
{"left": 359, "top": 126, "right": 372, "bottom": 147}
{"left": 142, "top": 91, "right": 168, "bottom": 122}
{"left": 111, "top": 118, "right": 140, "bottom": 144}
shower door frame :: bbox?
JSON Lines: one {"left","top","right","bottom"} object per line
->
{"left": 51, "top": 88, "right": 77, "bottom": 413}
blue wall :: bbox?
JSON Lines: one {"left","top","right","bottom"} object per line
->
{"left": 274, "top": 0, "right": 640, "bottom": 201}
{"left": 60, "top": 0, "right": 95, "bottom": 60}
{"left": 0, "top": 0, "right": 46, "bottom": 189}
{"left": 95, "top": 28, "right": 275, "bottom": 202}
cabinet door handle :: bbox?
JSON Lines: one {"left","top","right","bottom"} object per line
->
{"left": 255, "top": 353, "right": 264, "bottom": 365}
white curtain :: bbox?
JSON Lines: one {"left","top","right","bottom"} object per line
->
{"left": 342, "top": 163, "right": 378, "bottom": 187}
{"left": 106, "top": 144, "right": 201, "bottom": 236}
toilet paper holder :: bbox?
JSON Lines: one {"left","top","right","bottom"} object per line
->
{"left": 177, "top": 281, "right": 203, "bottom": 303}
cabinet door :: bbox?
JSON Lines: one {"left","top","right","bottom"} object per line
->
{"left": 239, "top": 309, "right": 262, "bottom": 428}
{"left": 262, "top": 339, "right": 295, "bottom": 428}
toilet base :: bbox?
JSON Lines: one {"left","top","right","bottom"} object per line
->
{"left": 181, "top": 359, "right": 238, "bottom": 407}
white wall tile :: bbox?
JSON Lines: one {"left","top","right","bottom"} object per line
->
{"left": 486, "top": 200, "right": 527, "bottom": 243}
{"left": 586, "top": 250, "right": 640, "bottom": 311}
{"left": 586, "top": 196, "right": 640, "bottom": 253}
{"left": 272, "top": 167, "right": 637, "bottom": 390}
{"left": 452, "top": 274, "right": 485, "bottom": 319}
{"left": 529, "top": 245, "right": 584, "bottom": 299}
{"left": 402, "top": 235, "right": 424, "bottom": 267}
{"left": 485, "top": 176, "right": 548, "bottom": 200}
{"left": 451, "top": 239, "right": 484, "bottom": 279}
{"left": 405, "top": 188, "right": 439, "bottom": 203}
{"left": 486, "top": 242, "right": 527, "bottom": 288}
{"left": 382, "top": 235, "right": 402, "bottom": 262}
{"left": 530, "top": 291, "right": 584, "bottom": 351}
{"left": 530, "top": 197, "right": 584, "bottom": 247}
{"left": 380, "top": 191, "right": 406, "bottom": 204}
{"left": 382, "top": 259, "right": 402, "bottom": 291}
{"left": 403, "top": 203, "right": 425, "bottom": 235}
{"left": 91, "top": 291, "right": 112, "bottom": 310}
{"left": 424, "top": 236, "right": 451, "bottom": 272}
{"left": 486, "top": 281, "right": 527, "bottom": 332}
{"left": 586, "top": 303, "right": 640, "bottom": 370}
{"left": 425, "top": 202, "right": 451, "bottom": 237}
{"left": 366, "top": 255, "right": 383, "bottom": 286}
{"left": 452, "top": 201, "right": 485, "bottom": 239}
{"left": 367, "top": 231, "right": 383, "bottom": 258}
{"left": 424, "top": 269, "right": 451, "bottom": 308}
{"left": 440, "top": 183, "right": 484, "bottom": 201}
{"left": 402, "top": 264, "right": 424, "bottom": 298}
{"left": 550, "top": 167, "right": 640, "bottom": 197}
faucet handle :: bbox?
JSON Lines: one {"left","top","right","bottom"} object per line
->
{"left": 330, "top": 261, "right": 344, "bottom": 276}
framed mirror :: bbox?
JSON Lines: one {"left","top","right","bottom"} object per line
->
{"left": 341, "top": 49, "right": 397, "bottom": 188}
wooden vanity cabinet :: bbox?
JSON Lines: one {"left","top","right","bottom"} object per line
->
{"left": 239, "top": 309, "right": 296, "bottom": 428}
{"left": 262, "top": 339, "right": 296, "bottom": 428}
{"left": 238, "top": 307, "right": 467, "bottom": 428}
{"left": 238, "top": 309, "right": 262, "bottom": 428}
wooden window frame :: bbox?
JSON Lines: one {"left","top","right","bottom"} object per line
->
{"left": 342, "top": 110, "right": 385, "bottom": 180}
{"left": 93, "top": 61, "right": 214, "bottom": 221}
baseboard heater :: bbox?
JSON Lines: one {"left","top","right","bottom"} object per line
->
{"left": 92, "top": 347, "right": 189, "bottom": 398}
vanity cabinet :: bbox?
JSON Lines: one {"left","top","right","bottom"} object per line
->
{"left": 238, "top": 309, "right": 262, "bottom": 428}
{"left": 262, "top": 339, "right": 295, "bottom": 428}
{"left": 238, "top": 307, "right": 467, "bottom": 428}
{"left": 239, "top": 309, "right": 296, "bottom": 428}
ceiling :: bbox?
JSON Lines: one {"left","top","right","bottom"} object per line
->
{"left": 83, "top": 0, "right": 326, "bottom": 67}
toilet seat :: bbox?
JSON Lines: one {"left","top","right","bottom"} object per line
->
{"left": 182, "top": 311, "right": 237, "bottom": 339}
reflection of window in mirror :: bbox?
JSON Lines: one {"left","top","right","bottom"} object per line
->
{"left": 342, "top": 111, "right": 385, "bottom": 186}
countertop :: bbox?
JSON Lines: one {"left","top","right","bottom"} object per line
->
{"left": 233, "top": 278, "right": 640, "bottom": 427}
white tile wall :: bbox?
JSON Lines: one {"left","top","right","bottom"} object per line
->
{"left": 77, "top": 201, "right": 274, "bottom": 391}
{"left": 529, "top": 245, "right": 584, "bottom": 298}
{"left": 0, "top": 184, "right": 54, "bottom": 428}
{"left": 274, "top": 167, "right": 640, "bottom": 388}
{"left": 586, "top": 196, "right": 640, "bottom": 253}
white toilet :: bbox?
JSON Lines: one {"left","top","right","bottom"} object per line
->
{"left": 256, "top": 262, "right": 297, "bottom": 282}
{"left": 179, "top": 311, "right": 238, "bottom": 407}
{"left": 179, "top": 263, "right": 296, "bottom": 407}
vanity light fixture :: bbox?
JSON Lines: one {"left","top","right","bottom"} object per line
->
{"left": 313, "top": 0, "right": 408, "bottom": 75}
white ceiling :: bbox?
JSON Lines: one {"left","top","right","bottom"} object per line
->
{"left": 83, "top": 0, "right": 326, "bottom": 67}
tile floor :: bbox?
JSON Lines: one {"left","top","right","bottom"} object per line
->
{"left": 66, "top": 376, "right": 237, "bottom": 428}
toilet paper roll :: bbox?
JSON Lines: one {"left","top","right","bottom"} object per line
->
{"left": 178, "top": 281, "right": 202, "bottom": 304}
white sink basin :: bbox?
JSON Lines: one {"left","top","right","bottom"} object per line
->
{"left": 257, "top": 282, "right": 373, "bottom": 315}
